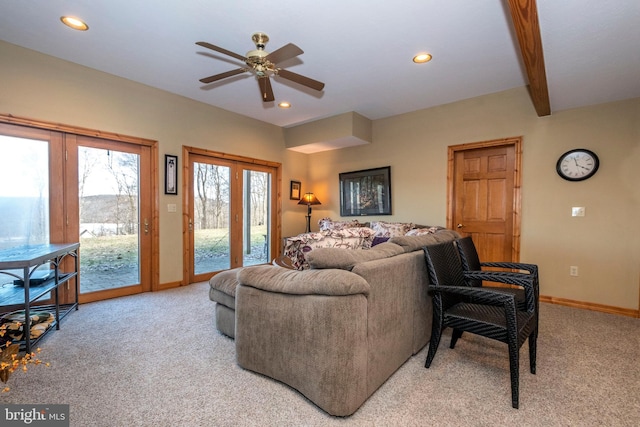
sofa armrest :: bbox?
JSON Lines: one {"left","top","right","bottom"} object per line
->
{"left": 238, "top": 264, "right": 370, "bottom": 296}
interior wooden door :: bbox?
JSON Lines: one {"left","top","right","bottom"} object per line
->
{"left": 448, "top": 137, "right": 522, "bottom": 263}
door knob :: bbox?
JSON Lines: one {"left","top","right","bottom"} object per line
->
{"left": 457, "top": 224, "right": 464, "bottom": 229}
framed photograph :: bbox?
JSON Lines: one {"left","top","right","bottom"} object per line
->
{"left": 339, "top": 166, "right": 391, "bottom": 216}
{"left": 165, "top": 155, "right": 178, "bottom": 195}
{"left": 290, "top": 180, "right": 301, "bottom": 200}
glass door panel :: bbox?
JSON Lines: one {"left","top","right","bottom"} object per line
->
{"left": 193, "top": 161, "right": 231, "bottom": 274}
{"left": 242, "top": 169, "right": 271, "bottom": 267}
{"left": 0, "top": 135, "right": 50, "bottom": 250}
{"left": 78, "top": 146, "right": 140, "bottom": 292}
{"left": 0, "top": 135, "right": 52, "bottom": 289}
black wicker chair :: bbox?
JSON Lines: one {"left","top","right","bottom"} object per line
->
{"left": 423, "top": 241, "right": 538, "bottom": 409}
{"left": 455, "top": 236, "right": 539, "bottom": 339}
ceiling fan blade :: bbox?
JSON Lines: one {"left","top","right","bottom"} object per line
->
{"left": 265, "top": 43, "right": 304, "bottom": 64}
{"left": 258, "top": 77, "right": 275, "bottom": 102}
{"left": 277, "top": 69, "right": 325, "bottom": 91}
{"left": 199, "top": 68, "right": 247, "bottom": 84}
{"left": 196, "top": 41, "right": 247, "bottom": 62}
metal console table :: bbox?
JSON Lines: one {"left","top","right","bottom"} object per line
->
{"left": 0, "top": 243, "right": 79, "bottom": 353}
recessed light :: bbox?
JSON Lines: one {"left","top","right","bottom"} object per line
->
{"left": 278, "top": 102, "right": 291, "bottom": 109}
{"left": 60, "top": 16, "right": 89, "bottom": 31}
{"left": 413, "top": 53, "right": 432, "bottom": 63}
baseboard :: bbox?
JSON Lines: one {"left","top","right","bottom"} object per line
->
{"left": 157, "top": 280, "right": 182, "bottom": 291}
{"left": 540, "top": 295, "right": 639, "bottom": 318}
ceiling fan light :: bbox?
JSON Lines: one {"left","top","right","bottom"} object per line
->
{"left": 60, "top": 16, "right": 89, "bottom": 31}
{"left": 413, "top": 53, "right": 432, "bottom": 63}
{"left": 278, "top": 102, "right": 291, "bottom": 108}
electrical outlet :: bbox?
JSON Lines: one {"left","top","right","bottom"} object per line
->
{"left": 572, "top": 207, "right": 585, "bottom": 217}
{"left": 570, "top": 266, "right": 579, "bottom": 276}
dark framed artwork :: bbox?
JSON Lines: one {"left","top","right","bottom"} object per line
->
{"left": 165, "top": 155, "right": 178, "bottom": 195}
{"left": 339, "top": 166, "right": 391, "bottom": 216}
{"left": 290, "top": 180, "right": 301, "bottom": 200}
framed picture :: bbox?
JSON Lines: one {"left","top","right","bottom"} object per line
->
{"left": 290, "top": 180, "right": 301, "bottom": 200}
{"left": 165, "top": 155, "right": 178, "bottom": 195}
{"left": 339, "top": 166, "right": 391, "bottom": 216}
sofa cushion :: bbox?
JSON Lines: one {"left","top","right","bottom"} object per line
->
{"left": 238, "top": 265, "right": 370, "bottom": 296}
{"left": 307, "top": 242, "right": 405, "bottom": 271}
{"left": 284, "top": 227, "right": 376, "bottom": 270}
{"left": 389, "top": 229, "right": 460, "bottom": 253}
{"left": 209, "top": 268, "right": 243, "bottom": 309}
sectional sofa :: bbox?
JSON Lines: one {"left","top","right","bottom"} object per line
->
{"left": 209, "top": 222, "right": 458, "bottom": 416}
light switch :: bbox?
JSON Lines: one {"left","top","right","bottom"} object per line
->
{"left": 167, "top": 203, "right": 177, "bottom": 213}
{"left": 571, "top": 207, "right": 585, "bottom": 217}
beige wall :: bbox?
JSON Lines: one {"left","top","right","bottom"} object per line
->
{"left": 309, "top": 88, "right": 640, "bottom": 310}
{"left": 2, "top": 41, "right": 639, "bottom": 310}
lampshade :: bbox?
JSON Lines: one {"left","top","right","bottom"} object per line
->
{"left": 298, "top": 192, "right": 321, "bottom": 205}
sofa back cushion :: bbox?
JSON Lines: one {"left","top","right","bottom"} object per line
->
{"left": 389, "top": 229, "right": 460, "bottom": 253}
{"left": 307, "top": 242, "right": 405, "bottom": 271}
{"left": 238, "top": 265, "right": 370, "bottom": 296}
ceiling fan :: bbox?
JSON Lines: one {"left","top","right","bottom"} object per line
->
{"left": 196, "top": 33, "right": 325, "bottom": 102}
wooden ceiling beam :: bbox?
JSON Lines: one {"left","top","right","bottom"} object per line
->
{"left": 506, "top": 0, "right": 551, "bottom": 116}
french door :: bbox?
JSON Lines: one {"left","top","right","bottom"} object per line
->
{"left": 184, "top": 146, "right": 280, "bottom": 284}
{"left": 0, "top": 117, "right": 157, "bottom": 304}
{"left": 67, "top": 135, "right": 154, "bottom": 303}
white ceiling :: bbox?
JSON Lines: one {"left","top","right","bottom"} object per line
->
{"left": 1, "top": 1, "right": 639, "bottom": 128}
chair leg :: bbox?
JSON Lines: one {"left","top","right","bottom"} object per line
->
{"left": 450, "top": 329, "right": 463, "bottom": 348}
{"left": 425, "top": 319, "right": 443, "bottom": 368}
{"left": 529, "top": 331, "right": 537, "bottom": 375}
{"left": 508, "top": 339, "right": 520, "bottom": 409}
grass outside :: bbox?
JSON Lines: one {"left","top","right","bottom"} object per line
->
{"left": 79, "top": 225, "right": 268, "bottom": 271}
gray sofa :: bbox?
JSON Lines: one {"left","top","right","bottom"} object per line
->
{"left": 210, "top": 229, "right": 459, "bottom": 416}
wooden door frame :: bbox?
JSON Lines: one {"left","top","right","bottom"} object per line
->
{"left": 447, "top": 136, "right": 523, "bottom": 262}
{"left": 182, "top": 145, "right": 282, "bottom": 285}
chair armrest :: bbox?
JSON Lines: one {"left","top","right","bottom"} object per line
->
{"left": 480, "top": 262, "right": 538, "bottom": 276}
{"left": 464, "top": 270, "right": 536, "bottom": 286}
{"left": 463, "top": 271, "right": 537, "bottom": 311}
{"left": 429, "top": 285, "right": 516, "bottom": 308}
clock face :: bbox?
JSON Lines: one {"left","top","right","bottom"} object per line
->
{"left": 556, "top": 149, "right": 599, "bottom": 181}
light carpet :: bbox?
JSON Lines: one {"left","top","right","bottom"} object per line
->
{"left": 1, "top": 281, "right": 638, "bottom": 426}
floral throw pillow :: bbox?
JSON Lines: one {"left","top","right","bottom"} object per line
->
{"left": 405, "top": 226, "right": 443, "bottom": 236}
{"left": 370, "top": 221, "right": 414, "bottom": 238}
{"left": 318, "top": 217, "right": 363, "bottom": 232}
{"left": 283, "top": 227, "right": 376, "bottom": 270}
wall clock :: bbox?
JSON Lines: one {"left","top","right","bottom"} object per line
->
{"left": 556, "top": 149, "right": 600, "bottom": 181}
